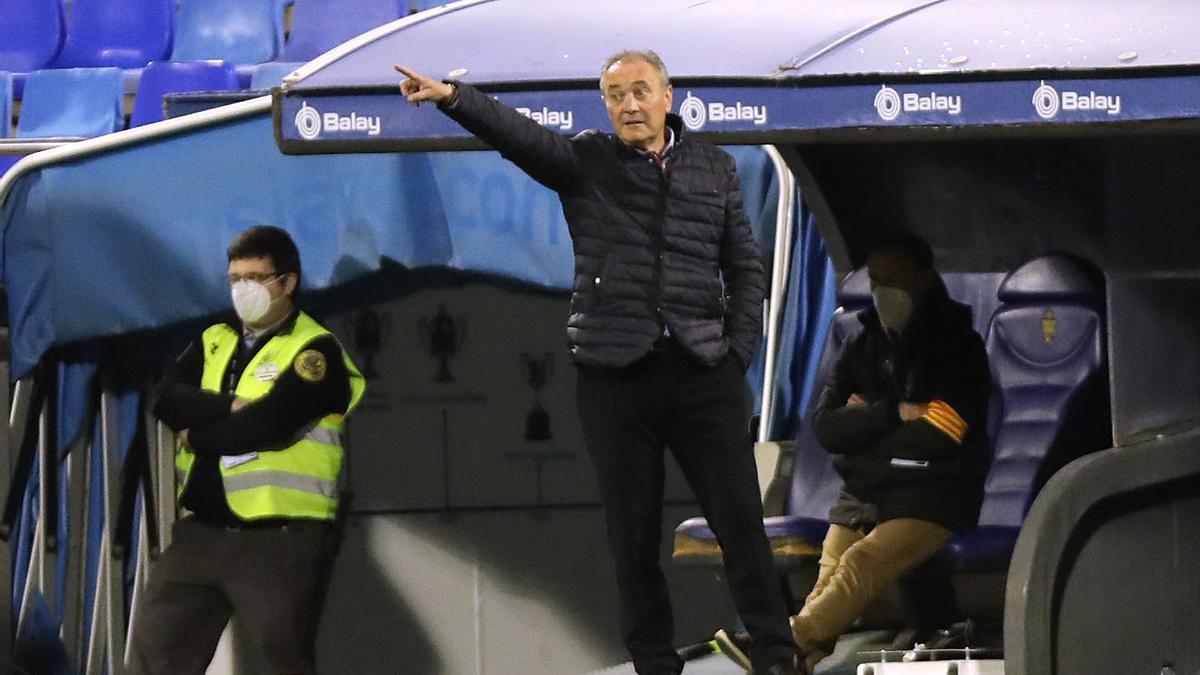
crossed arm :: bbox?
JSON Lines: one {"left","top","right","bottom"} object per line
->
{"left": 812, "top": 337, "right": 988, "bottom": 460}
{"left": 152, "top": 336, "right": 350, "bottom": 456}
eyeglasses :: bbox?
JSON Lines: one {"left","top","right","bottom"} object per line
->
{"left": 228, "top": 272, "right": 282, "bottom": 285}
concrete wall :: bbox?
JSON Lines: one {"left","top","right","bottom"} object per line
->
{"left": 209, "top": 283, "right": 744, "bottom": 674}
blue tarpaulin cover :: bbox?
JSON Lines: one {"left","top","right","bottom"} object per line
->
{"left": 272, "top": 0, "right": 1200, "bottom": 152}
{"left": 0, "top": 113, "right": 790, "bottom": 378}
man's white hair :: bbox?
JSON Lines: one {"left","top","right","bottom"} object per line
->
{"left": 600, "top": 49, "right": 670, "bottom": 89}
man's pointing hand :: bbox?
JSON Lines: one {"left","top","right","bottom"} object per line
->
{"left": 394, "top": 65, "right": 456, "bottom": 106}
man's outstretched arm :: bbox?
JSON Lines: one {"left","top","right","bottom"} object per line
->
{"left": 396, "top": 65, "right": 582, "bottom": 192}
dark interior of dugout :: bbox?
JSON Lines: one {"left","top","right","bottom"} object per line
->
{"left": 773, "top": 127, "right": 1200, "bottom": 674}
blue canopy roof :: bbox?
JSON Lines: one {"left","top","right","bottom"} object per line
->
{"left": 274, "top": 0, "right": 1200, "bottom": 153}
{"left": 293, "top": 0, "right": 1200, "bottom": 86}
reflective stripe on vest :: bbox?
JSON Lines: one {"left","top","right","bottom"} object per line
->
{"left": 223, "top": 471, "right": 337, "bottom": 499}
{"left": 175, "top": 311, "right": 365, "bottom": 521}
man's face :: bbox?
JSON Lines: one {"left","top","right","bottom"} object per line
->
{"left": 601, "top": 58, "right": 673, "bottom": 150}
{"left": 228, "top": 256, "right": 297, "bottom": 322}
{"left": 866, "top": 249, "right": 926, "bottom": 295}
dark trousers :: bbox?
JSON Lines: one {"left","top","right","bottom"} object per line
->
{"left": 132, "top": 517, "right": 335, "bottom": 675}
{"left": 576, "top": 345, "right": 795, "bottom": 674}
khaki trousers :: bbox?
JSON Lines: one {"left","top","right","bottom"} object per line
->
{"left": 790, "top": 518, "right": 952, "bottom": 668}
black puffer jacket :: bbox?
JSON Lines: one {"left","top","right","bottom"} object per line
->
{"left": 812, "top": 279, "right": 992, "bottom": 533}
{"left": 442, "top": 83, "right": 765, "bottom": 369}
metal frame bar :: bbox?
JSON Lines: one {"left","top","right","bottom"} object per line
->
{"left": 122, "top": 401, "right": 160, "bottom": 672}
{"left": 61, "top": 429, "right": 92, "bottom": 670}
{"left": 15, "top": 391, "right": 52, "bottom": 650}
{"left": 758, "top": 145, "right": 797, "bottom": 443}
{"left": 0, "top": 139, "right": 85, "bottom": 156}
{"left": 85, "top": 390, "right": 126, "bottom": 675}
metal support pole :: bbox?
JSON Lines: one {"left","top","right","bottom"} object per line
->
{"left": 62, "top": 420, "right": 94, "bottom": 670}
{"left": 15, "top": 395, "right": 51, "bottom": 648}
{"left": 0, "top": 139, "right": 85, "bottom": 156}
{"left": 758, "top": 145, "right": 797, "bottom": 443}
{"left": 124, "top": 400, "right": 160, "bottom": 674}
{"left": 155, "top": 422, "right": 175, "bottom": 551}
{"left": 86, "top": 390, "right": 126, "bottom": 675}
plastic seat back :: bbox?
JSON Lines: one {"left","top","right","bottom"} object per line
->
{"left": 53, "top": 0, "right": 174, "bottom": 69}
{"left": 980, "top": 254, "right": 1107, "bottom": 528}
{"left": 0, "top": 0, "right": 64, "bottom": 73}
{"left": 1, "top": 72, "right": 12, "bottom": 137}
{"left": 17, "top": 68, "right": 125, "bottom": 138}
{"left": 0, "top": 72, "right": 14, "bottom": 176}
{"left": 785, "top": 267, "right": 871, "bottom": 520}
{"left": 130, "top": 61, "right": 239, "bottom": 127}
{"left": 249, "top": 62, "right": 305, "bottom": 90}
{"left": 283, "top": 0, "right": 406, "bottom": 61}
{"left": 172, "top": 0, "right": 284, "bottom": 65}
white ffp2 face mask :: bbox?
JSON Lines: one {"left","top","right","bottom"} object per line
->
{"left": 872, "top": 285, "right": 914, "bottom": 334}
{"left": 231, "top": 279, "right": 279, "bottom": 324}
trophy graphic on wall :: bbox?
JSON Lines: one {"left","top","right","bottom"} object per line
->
{"left": 519, "top": 352, "right": 554, "bottom": 441}
{"left": 349, "top": 308, "right": 391, "bottom": 380}
{"left": 418, "top": 303, "right": 466, "bottom": 383}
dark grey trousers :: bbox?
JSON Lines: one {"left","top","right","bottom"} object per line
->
{"left": 132, "top": 517, "right": 336, "bottom": 675}
{"left": 575, "top": 345, "right": 796, "bottom": 674}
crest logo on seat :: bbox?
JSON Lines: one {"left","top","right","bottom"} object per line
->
{"left": 1041, "top": 309, "right": 1057, "bottom": 344}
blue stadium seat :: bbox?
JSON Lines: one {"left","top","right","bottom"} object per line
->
{"left": 249, "top": 61, "right": 305, "bottom": 90}
{"left": 673, "top": 267, "right": 871, "bottom": 566}
{"left": 0, "top": 72, "right": 15, "bottom": 176}
{"left": 0, "top": 0, "right": 65, "bottom": 99}
{"left": 17, "top": 68, "right": 125, "bottom": 138}
{"left": 1, "top": 72, "right": 12, "bottom": 137}
{"left": 937, "top": 253, "right": 1108, "bottom": 573}
{"left": 283, "top": 0, "right": 407, "bottom": 62}
{"left": 173, "top": 0, "right": 284, "bottom": 87}
{"left": 52, "top": 0, "right": 174, "bottom": 69}
{"left": 130, "top": 61, "right": 238, "bottom": 127}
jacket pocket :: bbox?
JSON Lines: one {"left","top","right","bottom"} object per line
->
{"left": 704, "top": 277, "right": 727, "bottom": 319}
{"left": 577, "top": 255, "right": 616, "bottom": 312}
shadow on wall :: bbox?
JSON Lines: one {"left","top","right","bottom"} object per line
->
{"left": 315, "top": 519, "right": 445, "bottom": 674}
{"left": 311, "top": 506, "right": 736, "bottom": 675}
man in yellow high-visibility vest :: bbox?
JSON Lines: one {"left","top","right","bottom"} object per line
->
{"left": 132, "top": 226, "right": 364, "bottom": 675}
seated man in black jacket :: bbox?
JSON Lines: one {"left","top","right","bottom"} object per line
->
{"left": 790, "top": 233, "right": 991, "bottom": 673}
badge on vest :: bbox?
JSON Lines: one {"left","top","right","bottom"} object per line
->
{"left": 222, "top": 452, "right": 259, "bottom": 469}
{"left": 254, "top": 363, "right": 280, "bottom": 382}
{"left": 296, "top": 349, "right": 327, "bottom": 382}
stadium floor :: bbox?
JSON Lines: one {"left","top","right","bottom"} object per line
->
{"left": 588, "top": 630, "right": 896, "bottom": 675}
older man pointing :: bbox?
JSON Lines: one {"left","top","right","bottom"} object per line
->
{"left": 397, "top": 51, "right": 798, "bottom": 675}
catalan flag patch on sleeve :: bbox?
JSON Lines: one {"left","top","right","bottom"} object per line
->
{"left": 921, "top": 400, "right": 968, "bottom": 444}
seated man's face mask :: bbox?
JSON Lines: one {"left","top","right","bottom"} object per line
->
{"left": 867, "top": 249, "right": 930, "bottom": 335}
{"left": 871, "top": 285, "right": 913, "bottom": 334}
